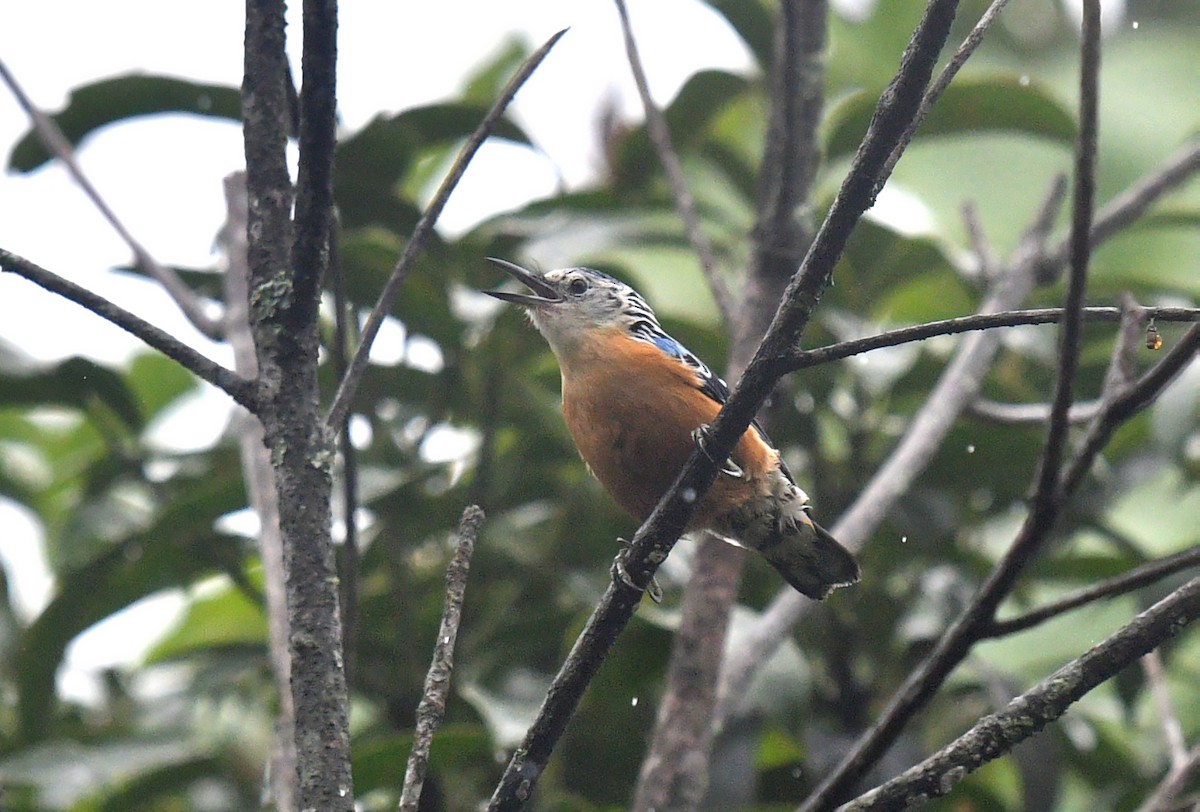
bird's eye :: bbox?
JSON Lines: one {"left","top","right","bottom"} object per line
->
{"left": 567, "top": 277, "right": 589, "bottom": 296}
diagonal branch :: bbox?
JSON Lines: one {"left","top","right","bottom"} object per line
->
{"left": 325, "top": 30, "right": 565, "bottom": 431}
{"left": 487, "top": 2, "right": 965, "bottom": 808}
{"left": 1027, "top": 0, "right": 1101, "bottom": 526}
{"left": 0, "top": 58, "right": 224, "bottom": 340}
{"left": 399, "top": 506, "right": 483, "bottom": 812}
{"left": 783, "top": 305, "right": 1199, "bottom": 371}
{"left": 841, "top": 577, "right": 1200, "bottom": 811}
{"left": 717, "top": 134, "right": 1200, "bottom": 725}
{"left": 880, "top": 0, "right": 1016, "bottom": 179}
{"left": 982, "top": 546, "right": 1200, "bottom": 638}
{"left": 0, "top": 247, "right": 258, "bottom": 411}
{"left": 633, "top": 1, "right": 834, "bottom": 807}
{"left": 1135, "top": 743, "right": 1200, "bottom": 812}
{"left": 717, "top": 175, "right": 1069, "bottom": 728}
{"left": 798, "top": 321, "right": 1200, "bottom": 811}
{"left": 613, "top": 0, "right": 731, "bottom": 324}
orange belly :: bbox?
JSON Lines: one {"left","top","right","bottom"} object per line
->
{"left": 559, "top": 340, "right": 776, "bottom": 531}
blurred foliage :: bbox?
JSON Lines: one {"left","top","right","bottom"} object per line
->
{"left": 1, "top": 0, "right": 1198, "bottom": 809}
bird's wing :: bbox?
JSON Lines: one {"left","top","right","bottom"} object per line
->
{"left": 647, "top": 333, "right": 799, "bottom": 486}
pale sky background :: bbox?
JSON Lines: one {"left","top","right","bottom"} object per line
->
{"left": 0, "top": 0, "right": 763, "bottom": 703}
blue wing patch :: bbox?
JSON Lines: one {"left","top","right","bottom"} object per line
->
{"left": 642, "top": 326, "right": 797, "bottom": 486}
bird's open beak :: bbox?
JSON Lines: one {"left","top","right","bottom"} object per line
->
{"left": 483, "top": 258, "right": 562, "bottom": 306}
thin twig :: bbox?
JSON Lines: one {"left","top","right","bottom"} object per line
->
{"left": 1144, "top": 649, "right": 1189, "bottom": 769}
{"left": 326, "top": 30, "right": 566, "bottom": 431}
{"left": 612, "top": 0, "right": 732, "bottom": 324}
{"left": 841, "top": 577, "right": 1200, "bottom": 811}
{"left": 1059, "top": 323, "right": 1200, "bottom": 502}
{"left": 961, "top": 201, "right": 999, "bottom": 278}
{"left": 488, "top": 2, "right": 965, "bottom": 808}
{"left": 967, "top": 398, "right": 1104, "bottom": 425}
{"left": 982, "top": 547, "right": 1200, "bottom": 637}
{"left": 1028, "top": 0, "right": 1101, "bottom": 526}
{"left": 718, "top": 178, "right": 1068, "bottom": 730}
{"left": 0, "top": 58, "right": 224, "bottom": 339}
{"left": 799, "top": 323, "right": 1200, "bottom": 812}
{"left": 0, "top": 247, "right": 258, "bottom": 411}
{"left": 330, "top": 220, "right": 361, "bottom": 686}
{"left": 1135, "top": 744, "right": 1200, "bottom": 812}
{"left": 399, "top": 506, "right": 483, "bottom": 812}
{"left": 963, "top": 294, "right": 1144, "bottom": 426}
{"left": 785, "top": 305, "right": 1199, "bottom": 371}
{"left": 219, "top": 171, "right": 296, "bottom": 812}
{"left": 1068, "top": 138, "right": 1200, "bottom": 265}
{"left": 634, "top": 0, "right": 832, "bottom": 804}
{"left": 738, "top": 0, "right": 830, "bottom": 364}
{"left": 718, "top": 131, "right": 1200, "bottom": 727}
{"left": 881, "top": 0, "right": 1016, "bottom": 179}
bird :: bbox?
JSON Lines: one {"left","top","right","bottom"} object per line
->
{"left": 484, "top": 258, "right": 859, "bottom": 600}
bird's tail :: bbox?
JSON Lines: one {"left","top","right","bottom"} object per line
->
{"left": 757, "top": 516, "right": 859, "bottom": 600}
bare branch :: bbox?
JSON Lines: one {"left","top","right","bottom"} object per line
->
{"left": 1135, "top": 744, "right": 1200, "bottom": 812}
{"left": 220, "top": 171, "right": 296, "bottom": 812}
{"left": 326, "top": 30, "right": 566, "bottom": 431}
{"left": 0, "top": 58, "right": 224, "bottom": 339}
{"left": 982, "top": 546, "right": 1200, "bottom": 637}
{"left": 1070, "top": 138, "right": 1200, "bottom": 262}
{"left": 784, "top": 305, "right": 1199, "bottom": 371}
{"left": 634, "top": 1, "right": 832, "bottom": 805}
{"left": 488, "top": 2, "right": 965, "bottom": 808}
{"left": 1060, "top": 323, "right": 1200, "bottom": 501}
{"left": 1027, "top": 0, "right": 1101, "bottom": 525}
{"left": 841, "top": 577, "right": 1200, "bottom": 811}
{"left": 961, "top": 201, "right": 998, "bottom": 277}
{"left": 967, "top": 398, "right": 1103, "bottom": 425}
{"left": 738, "top": 0, "right": 830, "bottom": 365}
{"left": 330, "top": 220, "right": 362, "bottom": 685}
{"left": 717, "top": 131, "right": 1200, "bottom": 728}
{"left": 242, "top": 0, "right": 353, "bottom": 807}
{"left": 612, "top": 0, "right": 732, "bottom": 324}
{"left": 964, "top": 295, "right": 1148, "bottom": 426}
{"left": 399, "top": 506, "right": 483, "bottom": 812}
{"left": 1144, "top": 650, "right": 1189, "bottom": 769}
{"left": 0, "top": 247, "right": 258, "bottom": 411}
{"left": 798, "top": 323, "right": 1200, "bottom": 812}
{"left": 881, "top": 0, "right": 1016, "bottom": 179}
{"left": 718, "top": 177, "right": 1070, "bottom": 728}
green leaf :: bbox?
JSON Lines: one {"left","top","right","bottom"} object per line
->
{"left": 703, "top": 0, "right": 775, "bottom": 70}
{"left": 0, "top": 736, "right": 215, "bottom": 810}
{"left": 14, "top": 475, "right": 245, "bottom": 743}
{"left": 613, "top": 70, "right": 751, "bottom": 191}
{"left": 8, "top": 74, "right": 242, "bottom": 172}
{"left": 335, "top": 104, "right": 530, "bottom": 229}
{"left": 124, "top": 352, "right": 202, "bottom": 425}
{"left": 823, "top": 75, "right": 1076, "bottom": 164}
{"left": 144, "top": 580, "right": 267, "bottom": 663}
{"left": 0, "top": 353, "right": 143, "bottom": 430}
{"left": 462, "top": 38, "right": 531, "bottom": 104}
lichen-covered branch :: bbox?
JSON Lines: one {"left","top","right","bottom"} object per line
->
{"left": 399, "top": 506, "right": 483, "bottom": 812}
{"left": 842, "top": 577, "right": 1200, "bottom": 811}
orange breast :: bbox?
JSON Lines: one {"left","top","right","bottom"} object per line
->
{"left": 558, "top": 331, "right": 776, "bottom": 530}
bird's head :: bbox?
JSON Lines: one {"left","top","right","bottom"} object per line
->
{"left": 484, "top": 258, "right": 658, "bottom": 356}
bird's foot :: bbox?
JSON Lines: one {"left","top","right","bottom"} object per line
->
{"left": 691, "top": 424, "right": 743, "bottom": 478}
{"left": 613, "top": 538, "right": 663, "bottom": 604}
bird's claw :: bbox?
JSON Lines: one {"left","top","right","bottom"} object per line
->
{"left": 691, "top": 424, "right": 743, "bottom": 478}
{"left": 613, "top": 538, "right": 663, "bottom": 604}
